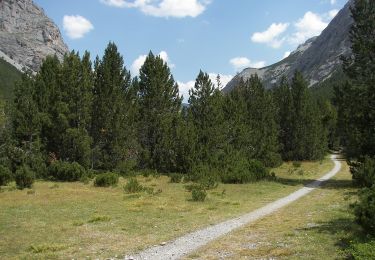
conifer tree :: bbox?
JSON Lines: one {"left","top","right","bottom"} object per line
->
{"left": 188, "top": 71, "right": 225, "bottom": 165}
{"left": 91, "top": 42, "right": 134, "bottom": 170}
{"left": 137, "top": 52, "right": 182, "bottom": 172}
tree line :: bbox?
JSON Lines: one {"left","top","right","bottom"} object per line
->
{"left": 0, "top": 42, "right": 333, "bottom": 187}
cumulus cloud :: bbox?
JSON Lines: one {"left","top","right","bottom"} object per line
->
{"left": 229, "top": 57, "right": 266, "bottom": 71}
{"left": 283, "top": 51, "right": 291, "bottom": 59}
{"left": 251, "top": 23, "right": 289, "bottom": 49}
{"left": 178, "top": 73, "right": 233, "bottom": 102}
{"left": 131, "top": 51, "right": 175, "bottom": 75}
{"left": 288, "top": 11, "right": 328, "bottom": 45}
{"left": 63, "top": 15, "right": 94, "bottom": 39}
{"left": 100, "top": 0, "right": 210, "bottom": 18}
{"left": 328, "top": 9, "right": 339, "bottom": 19}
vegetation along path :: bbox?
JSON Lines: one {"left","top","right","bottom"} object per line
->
{"left": 129, "top": 154, "right": 342, "bottom": 260}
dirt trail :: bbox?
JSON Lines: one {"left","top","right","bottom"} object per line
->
{"left": 127, "top": 154, "right": 342, "bottom": 260}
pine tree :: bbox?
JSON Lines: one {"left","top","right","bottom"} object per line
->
{"left": 137, "top": 52, "right": 182, "bottom": 172}
{"left": 91, "top": 42, "right": 134, "bottom": 170}
{"left": 273, "top": 77, "right": 294, "bottom": 160}
{"left": 336, "top": 0, "right": 375, "bottom": 159}
{"left": 188, "top": 71, "right": 226, "bottom": 165}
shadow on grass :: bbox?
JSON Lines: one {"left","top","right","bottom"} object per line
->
{"left": 274, "top": 177, "right": 354, "bottom": 190}
{"left": 296, "top": 216, "right": 374, "bottom": 258}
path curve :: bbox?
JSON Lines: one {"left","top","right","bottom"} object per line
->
{"left": 128, "top": 154, "right": 342, "bottom": 260}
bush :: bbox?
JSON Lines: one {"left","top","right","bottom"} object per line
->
{"left": 191, "top": 186, "right": 207, "bottom": 202}
{"left": 354, "top": 186, "right": 375, "bottom": 235}
{"left": 221, "top": 157, "right": 269, "bottom": 184}
{"left": 0, "top": 165, "right": 12, "bottom": 186}
{"left": 94, "top": 173, "right": 119, "bottom": 187}
{"left": 347, "top": 240, "right": 375, "bottom": 260}
{"left": 169, "top": 173, "right": 184, "bottom": 183}
{"left": 351, "top": 157, "right": 375, "bottom": 188}
{"left": 292, "top": 161, "right": 302, "bottom": 168}
{"left": 48, "top": 161, "right": 86, "bottom": 182}
{"left": 15, "top": 165, "right": 35, "bottom": 189}
{"left": 123, "top": 178, "right": 144, "bottom": 193}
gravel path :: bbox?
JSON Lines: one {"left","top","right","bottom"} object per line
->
{"left": 127, "top": 154, "right": 342, "bottom": 260}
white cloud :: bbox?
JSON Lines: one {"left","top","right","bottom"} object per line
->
{"left": 328, "top": 9, "right": 339, "bottom": 19}
{"left": 178, "top": 73, "right": 233, "bottom": 103}
{"left": 283, "top": 51, "right": 291, "bottom": 59}
{"left": 229, "top": 57, "right": 266, "bottom": 71}
{"left": 288, "top": 11, "right": 328, "bottom": 45}
{"left": 100, "top": 0, "right": 210, "bottom": 18}
{"left": 330, "top": 0, "right": 337, "bottom": 5}
{"left": 251, "top": 23, "right": 289, "bottom": 49}
{"left": 63, "top": 15, "right": 94, "bottom": 39}
{"left": 131, "top": 51, "right": 175, "bottom": 75}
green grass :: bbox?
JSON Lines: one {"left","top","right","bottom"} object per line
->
{"left": 0, "top": 158, "right": 334, "bottom": 259}
{"left": 186, "top": 159, "right": 359, "bottom": 259}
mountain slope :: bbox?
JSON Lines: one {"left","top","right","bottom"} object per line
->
{"left": 223, "top": 0, "right": 353, "bottom": 92}
{"left": 0, "top": 0, "right": 69, "bottom": 72}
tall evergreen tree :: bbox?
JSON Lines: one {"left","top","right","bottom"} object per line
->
{"left": 188, "top": 71, "right": 225, "bottom": 165}
{"left": 336, "top": 0, "right": 375, "bottom": 159}
{"left": 137, "top": 52, "right": 182, "bottom": 172}
{"left": 273, "top": 77, "right": 294, "bottom": 160}
{"left": 91, "top": 42, "right": 134, "bottom": 170}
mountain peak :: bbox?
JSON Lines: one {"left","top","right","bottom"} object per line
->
{"left": 223, "top": 0, "right": 353, "bottom": 92}
{"left": 0, "top": 0, "right": 69, "bottom": 72}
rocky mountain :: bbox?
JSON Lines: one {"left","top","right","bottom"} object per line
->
{"left": 223, "top": 0, "right": 353, "bottom": 92}
{"left": 0, "top": 0, "right": 69, "bottom": 72}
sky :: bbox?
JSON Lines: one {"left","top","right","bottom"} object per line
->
{"left": 34, "top": 0, "right": 347, "bottom": 102}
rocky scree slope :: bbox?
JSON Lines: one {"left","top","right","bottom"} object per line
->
{"left": 223, "top": 0, "right": 353, "bottom": 92}
{"left": 0, "top": 0, "right": 68, "bottom": 72}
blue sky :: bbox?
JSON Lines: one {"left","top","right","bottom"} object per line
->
{"left": 34, "top": 0, "right": 347, "bottom": 101}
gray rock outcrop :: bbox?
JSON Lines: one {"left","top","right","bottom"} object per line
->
{"left": 223, "top": 0, "right": 353, "bottom": 92}
{"left": 0, "top": 0, "right": 69, "bottom": 72}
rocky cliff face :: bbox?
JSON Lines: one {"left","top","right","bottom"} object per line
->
{"left": 223, "top": 0, "right": 353, "bottom": 92}
{"left": 0, "top": 0, "right": 68, "bottom": 72}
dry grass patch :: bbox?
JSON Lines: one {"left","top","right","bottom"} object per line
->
{"left": 0, "top": 158, "right": 334, "bottom": 259}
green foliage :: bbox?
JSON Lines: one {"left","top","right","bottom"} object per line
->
{"left": 191, "top": 186, "right": 207, "bottom": 202}
{"left": 138, "top": 52, "right": 182, "bottom": 172}
{"left": 48, "top": 161, "right": 86, "bottom": 182}
{"left": 0, "top": 165, "right": 12, "bottom": 186}
{"left": 91, "top": 43, "right": 137, "bottom": 170}
{"left": 115, "top": 159, "right": 137, "bottom": 176}
{"left": 94, "top": 172, "right": 119, "bottom": 187}
{"left": 354, "top": 186, "right": 375, "bottom": 235}
{"left": 293, "top": 161, "right": 302, "bottom": 168}
{"left": 169, "top": 173, "right": 184, "bottom": 183}
{"left": 346, "top": 240, "right": 375, "bottom": 260}
{"left": 123, "top": 178, "right": 144, "bottom": 193}
{"left": 351, "top": 157, "right": 375, "bottom": 188}
{"left": 0, "top": 58, "right": 22, "bottom": 100}
{"left": 15, "top": 165, "right": 35, "bottom": 189}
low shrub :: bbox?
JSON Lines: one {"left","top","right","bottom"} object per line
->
{"left": 221, "top": 157, "right": 269, "bottom": 184}
{"left": 123, "top": 178, "right": 144, "bottom": 193}
{"left": 15, "top": 165, "right": 35, "bottom": 189}
{"left": 354, "top": 186, "right": 375, "bottom": 235}
{"left": 48, "top": 161, "right": 86, "bottom": 182}
{"left": 94, "top": 172, "right": 119, "bottom": 187}
{"left": 346, "top": 240, "right": 375, "bottom": 260}
{"left": 0, "top": 165, "right": 12, "bottom": 186}
{"left": 169, "top": 173, "right": 184, "bottom": 183}
{"left": 115, "top": 159, "right": 137, "bottom": 176}
{"left": 292, "top": 161, "right": 302, "bottom": 168}
{"left": 191, "top": 186, "right": 207, "bottom": 202}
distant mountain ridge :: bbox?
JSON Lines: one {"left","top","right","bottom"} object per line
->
{"left": 0, "top": 0, "right": 69, "bottom": 72}
{"left": 223, "top": 0, "right": 353, "bottom": 92}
